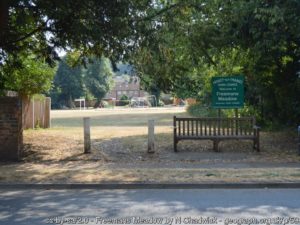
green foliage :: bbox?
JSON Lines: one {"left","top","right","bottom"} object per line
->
{"left": 101, "top": 100, "right": 111, "bottom": 108}
{"left": 119, "top": 95, "right": 130, "bottom": 106}
{"left": 1, "top": 0, "right": 300, "bottom": 125}
{"left": 120, "top": 95, "right": 129, "bottom": 101}
{"left": 187, "top": 103, "right": 223, "bottom": 118}
{"left": 187, "top": 102, "right": 262, "bottom": 127}
{"left": 1, "top": 54, "right": 56, "bottom": 97}
{"left": 84, "top": 57, "right": 114, "bottom": 107}
{"left": 0, "top": 0, "right": 152, "bottom": 68}
{"left": 132, "top": 0, "right": 300, "bottom": 125}
{"left": 50, "top": 54, "right": 114, "bottom": 108}
{"left": 158, "top": 100, "right": 165, "bottom": 107}
{"left": 50, "top": 56, "right": 84, "bottom": 108}
{"left": 118, "top": 95, "right": 130, "bottom": 106}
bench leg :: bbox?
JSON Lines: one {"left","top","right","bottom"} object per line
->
{"left": 174, "top": 140, "right": 178, "bottom": 152}
{"left": 256, "top": 137, "right": 260, "bottom": 152}
{"left": 253, "top": 140, "right": 256, "bottom": 150}
{"left": 253, "top": 138, "right": 260, "bottom": 152}
{"left": 213, "top": 140, "right": 220, "bottom": 152}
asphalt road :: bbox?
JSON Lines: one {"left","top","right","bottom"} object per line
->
{"left": 0, "top": 188, "right": 299, "bottom": 225}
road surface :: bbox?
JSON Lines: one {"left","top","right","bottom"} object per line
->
{"left": 0, "top": 188, "right": 299, "bottom": 225}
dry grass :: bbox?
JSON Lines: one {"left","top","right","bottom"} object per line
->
{"left": 0, "top": 162, "right": 300, "bottom": 183}
{"left": 1, "top": 107, "right": 299, "bottom": 184}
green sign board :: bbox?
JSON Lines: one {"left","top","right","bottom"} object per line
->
{"left": 212, "top": 75, "right": 244, "bottom": 109}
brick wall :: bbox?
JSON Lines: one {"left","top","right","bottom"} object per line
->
{"left": 0, "top": 97, "right": 23, "bottom": 161}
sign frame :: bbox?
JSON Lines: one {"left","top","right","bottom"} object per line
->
{"left": 211, "top": 75, "right": 244, "bottom": 109}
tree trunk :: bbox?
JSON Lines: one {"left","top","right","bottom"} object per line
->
{"left": 93, "top": 98, "right": 102, "bottom": 108}
{"left": 0, "top": 0, "right": 9, "bottom": 47}
{"left": 67, "top": 95, "right": 75, "bottom": 108}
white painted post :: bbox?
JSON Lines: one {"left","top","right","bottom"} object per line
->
{"left": 83, "top": 117, "right": 91, "bottom": 153}
{"left": 49, "top": 98, "right": 52, "bottom": 128}
{"left": 32, "top": 98, "right": 35, "bottom": 129}
{"left": 148, "top": 119, "right": 155, "bottom": 153}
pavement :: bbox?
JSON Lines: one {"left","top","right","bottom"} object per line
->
{"left": 0, "top": 188, "right": 299, "bottom": 225}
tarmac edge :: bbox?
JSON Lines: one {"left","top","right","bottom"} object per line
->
{"left": 0, "top": 183, "right": 300, "bottom": 189}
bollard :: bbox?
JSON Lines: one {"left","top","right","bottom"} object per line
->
{"left": 148, "top": 120, "right": 155, "bottom": 153}
{"left": 298, "top": 126, "right": 300, "bottom": 156}
{"left": 83, "top": 117, "right": 91, "bottom": 154}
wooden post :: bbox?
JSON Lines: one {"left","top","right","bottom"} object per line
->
{"left": 298, "top": 126, "right": 300, "bottom": 155}
{"left": 148, "top": 119, "right": 155, "bottom": 153}
{"left": 256, "top": 127, "right": 260, "bottom": 152}
{"left": 83, "top": 117, "right": 91, "bottom": 154}
{"left": 218, "top": 109, "right": 221, "bottom": 135}
{"left": 213, "top": 140, "right": 220, "bottom": 152}
{"left": 32, "top": 97, "right": 35, "bottom": 129}
{"left": 47, "top": 97, "right": 51, "bottom": 128}
{"left": 235, "top": 109, "right": 238, "bottom": 135}
{"left": 173, "top": 116, "right": 177, "bottom": 152}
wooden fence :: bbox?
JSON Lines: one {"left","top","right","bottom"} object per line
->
{"left": 22, "top": 96, "right": 51, "bottom": 129}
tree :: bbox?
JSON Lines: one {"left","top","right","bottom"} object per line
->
{"left": 132, "top": 0, "right": 300, "bottom": 125}
{"left": 50, "top": 55, "right": 114, "bottom": 108}
{"left": 50, "top": 56, "right": 84, "bottom": 108}
{"left": 84, "top": 57, "right": 114, "bottom": 107}
{"left": 1, "top": 53, "right": 56, "bottom": 97}
{"left": 0, "top": 0, "right": 153, "bottom": 68}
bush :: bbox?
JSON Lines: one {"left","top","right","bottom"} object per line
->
{"left": 158, "top": 100, "right": 165, "bottom": 107}
{"left": 101, "top": 100, "right": 109, "bottom": 108}
{"left": 118, "top": 95, "right": 130, "bottom": 106}
{"left": 187, "top": 102, "right": 263, "bottom": 127}
{"left": 187, "top": 103, "right": 222, "bottom": 117}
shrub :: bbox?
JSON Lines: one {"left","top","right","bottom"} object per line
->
{"left": 187, "top": 103, "right": 222, "bottom": 117}
{"left": 119, "top": 95, "right": 130, "bottom": 106}
{"left": 158, "top": 100, "right": 165, "bottom": 107}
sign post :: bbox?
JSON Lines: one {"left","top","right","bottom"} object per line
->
{"left": 298, "top": 126, "right": 300, "bottom": 156}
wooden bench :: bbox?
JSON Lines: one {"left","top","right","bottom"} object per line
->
{"left": 173, "top": 116, "right": 260, "bottom": 152}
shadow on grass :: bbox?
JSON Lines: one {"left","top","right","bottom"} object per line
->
{"left": 22, "top": 143, "right": 54, "bottom": 162}
{"left": 93, "top": 133, "right": 263, "bottom": 164}
{"left": 21, "top": 129, "right": 300, "bottom": 165}
{"left": 93, "top": 131, "right": 300, "bottom": 165}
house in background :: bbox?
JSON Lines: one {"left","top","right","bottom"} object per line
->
{"left": 105, "top": 75, "right": 148, "bottom": 100}
{"left": 105, "top": 63, "right": 148, "bottom": 100}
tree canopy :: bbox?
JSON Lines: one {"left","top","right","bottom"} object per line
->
{"left": 1, "top": 0, "right": 300, "bottom": 124}
{"left": 84, "top": 57, "right": 114, "bottom": 107}
{"left": 0, "top": 0, "right": 152, "bottom": 67}
{"left": 50, "top": 55, "right": 114, "bottom": 108}
{"left": 0, "top": 53, "right": 56, "bottom": 96}
{"left": 132, "top": 0, "right": 300, "bottom": 124}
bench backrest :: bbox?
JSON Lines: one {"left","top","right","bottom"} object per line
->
{"left": 174, "top": 116, "right": 255, "bottom": 137}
